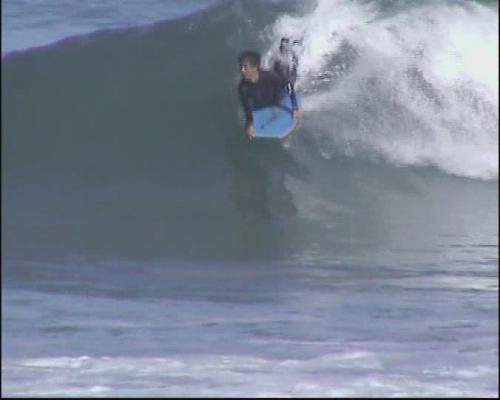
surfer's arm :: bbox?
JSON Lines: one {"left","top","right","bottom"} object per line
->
{"left": 238, "top": 82, "right": 253, "bottom": 128}
{"left": 285, "top": 81, "right": 298, "bottom": 111}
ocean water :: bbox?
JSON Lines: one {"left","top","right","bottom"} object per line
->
{"left": 1, "top": 0, "right": 217, "bottom": 57}
{"left": 2, "top": 0, "right": 498, "bottom": 397}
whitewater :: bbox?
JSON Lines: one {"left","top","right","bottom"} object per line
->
{"left": 2, "top": 0, "right": 498, "bottom": 397}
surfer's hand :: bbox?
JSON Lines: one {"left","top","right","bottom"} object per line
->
{"left": 292, "top": 109, "right": 301, "bottom": 120}
{"left": 246, "top": 126, "right": 255, "bottom": 141}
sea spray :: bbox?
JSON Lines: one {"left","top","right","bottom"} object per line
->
{"left": 266, "top": 0, "right": 498, "bottom": 180}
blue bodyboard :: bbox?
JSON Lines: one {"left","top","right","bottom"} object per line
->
{"left": 252, "top": 94, "right": 300, "bottom": 139}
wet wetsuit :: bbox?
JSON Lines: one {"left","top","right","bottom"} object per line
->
{"left": 273, "top": 50, "right": 299, "bottom": 85}
{"left": 238, "top": 70, "right": 298, "bottom": 129}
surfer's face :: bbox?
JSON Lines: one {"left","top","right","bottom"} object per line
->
{"left": 240, "top": 60, "right": 259, "bottom": 82}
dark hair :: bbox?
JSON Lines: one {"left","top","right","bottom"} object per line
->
{"left": 238, "top": 50, "right": 261, "bottom": 68}
{"left": 279, "top": 37, "right": 289, "bottom": 52}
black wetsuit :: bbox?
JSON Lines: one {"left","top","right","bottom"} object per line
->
{"left": 273, "top": 52, "right": 298, "bottom": 85}
{"left": 238, "top": 70, "right": 298, "bottom": 128}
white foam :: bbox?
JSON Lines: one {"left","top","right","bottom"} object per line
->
{"left": 267, "top": 0, "right": 498, "bottom": 180}
{"left": 3, "top": 352, "right": 497, "bottom": 397}
{"left": 264, "top": 0, "right": 378, "bottom": 77}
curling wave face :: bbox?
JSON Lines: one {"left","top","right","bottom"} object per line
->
{"left": 2, "top": 0, "right": 498, "bottom": 261}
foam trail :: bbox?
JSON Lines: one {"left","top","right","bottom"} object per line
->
{"left": 266, "top": 0, "right": 498, "bottom": 180}
{"left": 3, "top": 353, "right": 497, "bottom": 397}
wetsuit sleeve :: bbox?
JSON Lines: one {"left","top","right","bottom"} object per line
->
{"left": 269, "top": 69, "right": 298, "bottom": 111}
{"left": 285, "top": 81, "right": 298, "bottom": 110}
{"left": 238, "top": 82, "right": 253, "bottom": 128}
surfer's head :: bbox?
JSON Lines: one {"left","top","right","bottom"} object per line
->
{"left": 239, "top": 50, "right": 261, "bottom": 82}
{"left": 279, "top": 37, "right": 289, "bottom": 53}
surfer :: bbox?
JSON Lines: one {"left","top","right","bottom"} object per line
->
{"left": 271, "top": 37, "right": 299, "bottom": 85}
{"left": 238, "top": 49, "right": 299, "bottom": 141}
